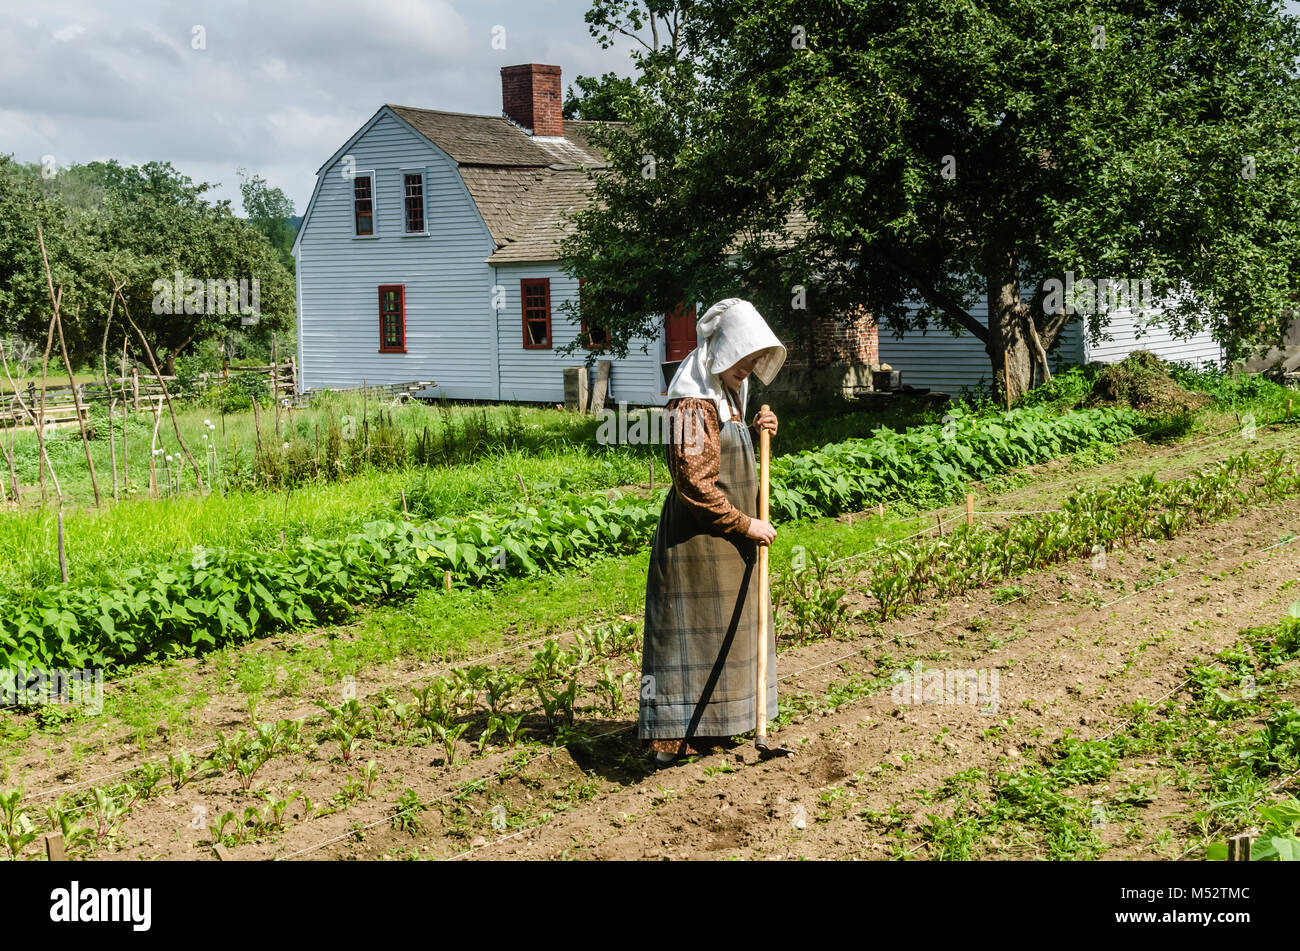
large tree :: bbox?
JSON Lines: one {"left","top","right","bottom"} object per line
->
{"left": 560, "top": 0, "right": 1300, "bottom": 398}
{"left": 238, "top": 168, "right": 297, "bottom": 275}
{"left": 0, "top": 157, "right": 294, "bottom": 373}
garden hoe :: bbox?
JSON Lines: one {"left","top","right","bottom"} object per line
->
{"left": 755, "top": 404, "right": 794, "bottom": 760}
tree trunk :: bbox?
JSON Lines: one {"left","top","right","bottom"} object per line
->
{"left": 985, "top": 246, "right": 1033, "bottom": 405}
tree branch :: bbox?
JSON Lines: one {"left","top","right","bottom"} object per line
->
{"left": 870, "top": 253, "right": 990, "bottom": 344}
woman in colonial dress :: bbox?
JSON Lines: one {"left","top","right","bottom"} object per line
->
{"left": 638, "top": 298, "right": 786, "bottom": 766}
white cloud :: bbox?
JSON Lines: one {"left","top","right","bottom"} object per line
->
{"left": 0, "top": 0, "right": 640, "bottom": 210}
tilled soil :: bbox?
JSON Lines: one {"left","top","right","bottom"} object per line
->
{"left": 444, "top": 497, "right": 1300, "bottom": 861}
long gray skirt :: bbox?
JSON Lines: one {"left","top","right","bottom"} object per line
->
{"left": 638, "top": 415, "right": 777, "bottom": 740}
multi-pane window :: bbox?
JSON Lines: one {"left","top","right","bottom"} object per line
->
{"left": 521, "top": 278, "right": 551, "bottom": 348}
{"left": 378, "top": 285, "right": 405, "bottom": 352}
{"left": 353, "top": 174, "right": 374, "bottom": 236}
{"left": 578, "top": 279, "right": 608, "bottom": 350}
{"left": 403, "top": 173, "right": 425, "bottom": 233}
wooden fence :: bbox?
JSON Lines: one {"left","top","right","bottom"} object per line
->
{"left": 1, "top": 358, "right": 297, "bottom": 430}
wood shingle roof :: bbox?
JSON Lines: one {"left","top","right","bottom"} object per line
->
{"left": 387, "top": 104, "right": 613, "bottom": 264}
{"left": 386, "top": 103, "right": 811, "bottom": 264}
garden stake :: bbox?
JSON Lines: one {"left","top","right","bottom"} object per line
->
{"left": 755, "top": 404, "right": 793, "bottom": 759}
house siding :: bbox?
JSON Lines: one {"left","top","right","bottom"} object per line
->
{"left": 492, "top": 262, "right": 668, "bottom": 405}
{"left": 295, "top": 110, "right": 501, "bottom": 400}
{"left": 877, "top": 293, "right": 1221, "bottom": 396}
{"left": 1081, "top": 308, "right": 1223, "bottom": 368}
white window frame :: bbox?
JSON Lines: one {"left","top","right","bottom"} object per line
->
{"left": 350, "top": 169, "right": 378, "bottom": 239}
{"left": 399, "top": 166, "right": 429, "bottom": 237}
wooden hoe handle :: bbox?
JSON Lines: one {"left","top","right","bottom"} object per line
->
{"left": 756, "top": 404, "right": 771, "bottom": 743}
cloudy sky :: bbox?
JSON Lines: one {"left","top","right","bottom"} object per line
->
{"left": 0, "top": 0, "right": 639, "bottom": 212}
{"left": 5, "top": 1, "right": 1299, "bottom": 217}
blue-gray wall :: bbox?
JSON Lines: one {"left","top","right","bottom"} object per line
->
{"left": 491, "top": 262, "right": 668, "bottom": 405}
{"left": 295, "top": 108, "right": 672, "bottom": 405}
{"left": 878, "top": 295, "right": 1221, "bottom": 396}
{"left": 295, "top": 109, "right": 499, "bottom": 399}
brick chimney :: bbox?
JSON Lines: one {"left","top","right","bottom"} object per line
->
{"left": 501, "top": 63, "right": 563, "bottom": 137}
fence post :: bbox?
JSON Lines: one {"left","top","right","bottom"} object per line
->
{"left": 272, "top": 333, "right": 281, "bottom": 439}
{"left": 966, "top": 493, "right": 975, "bottom": 527}
{"left": 131, "top": 367, "right": 139, "bottom": 411}
{"left": 1227, "top": 833, "right": 1252, "bottom": 861}
{"left": 44, "top": 832, "right": 66, "bottom": 861}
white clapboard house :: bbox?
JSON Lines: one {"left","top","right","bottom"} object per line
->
{"left": 292, "top": 63, "right": 1224, "bottom": 404}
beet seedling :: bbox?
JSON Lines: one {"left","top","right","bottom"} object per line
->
{"left": 428, "top": 720, "right": 469, "bottom": 765}
{"left": 528, "top": 639, "right": 565, "bottom": 683}
{"left": 43, "top": 803, "right": 93, "bottom": 856}
{"left": 501, "top": 713, "right": 525, "bottom": 747}
{"left": 595, "top": 666, "right": 635, "bottom": 716}
{"left": 88, "top": 786, "right": 130, "bottom": 845}
{"left": 315, "top": 699, "right": 373, "bottom": 764}
{"left": 0, "top": 788, "right": 36, "bottom": 858}
{"left": 167, "top": 751, "right": 204, "bottom": 791}
{"left": 362, "top": 760, "right": 380, "bottom": 797}
{"left": 482, "top": 670, "right": 521, "bottom": 716}
{"left": 478, "top": 714, "right": 502, "bottom": 754}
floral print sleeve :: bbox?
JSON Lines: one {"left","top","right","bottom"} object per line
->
{"left": 665, "top": 397, "right": 752, "bottom": 537}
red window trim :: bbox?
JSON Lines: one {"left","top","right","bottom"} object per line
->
{"left": 378, "top": 284, "right": 407, "bottom": 353}
{"left": 521, "top": 277, "right": 552, "bottom": 349}
{"left": 578, "top": 278, "right": 609, "bottom": 351}
{"left": 354, "top": 173, "right": 374, "bottom": 236}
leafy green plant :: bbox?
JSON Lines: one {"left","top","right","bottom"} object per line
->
{"left": 87, "top": 786, "right": 130, "bottom": 845}
{"left": 0, "top": 787, "right": 36, "bottom": 858}
{"left": 428, "top": 720, "right": 469, "bottom": 766}
{"left": 43, "top": 802, "right": 94, "bottom": 856}
{"left": 315, "top": 699, "right": 372, "bottom": 764}
{"left": 391, "top": 789, "right": 425, "bottom": 835}
{"left": 774, "top": 549, "right": 854, "bottom": 643}
{"left": 167, "top": 750, "right": 204, "bottom": 791}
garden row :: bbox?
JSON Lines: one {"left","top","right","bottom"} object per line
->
{"left": 911, "top": 607, "right": 1300, "bottom": 860}
{"left": 0, "top": 405, "right": 1142, "bottom": 671}
{"left": 864, "top": 446, "right": 1300, "bottom": 619}
{"left": 769, "top": 405, "right": 1139, "bottom": 519}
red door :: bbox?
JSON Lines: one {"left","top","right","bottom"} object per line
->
{"left": 664, "top": 302, "right": 697, "bottom": 360}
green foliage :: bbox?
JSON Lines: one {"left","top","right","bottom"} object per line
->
{"left": 768, "top": 405, "right": 1139, "bottom": 521}
{"left": 860, "top": 448, "right": 1300, "bottom": 621}
{"left": 562, "top": 71, "right": 639, "bottom": 121}
{"left": 1012, "top": 365, "right": 1100, "bottom": 409}
{"left": 559, "top": 0, "right": 1300, "bottom": 383}
{"left": 1166, "top": 360, "right": 1294, "bottom": 409}
{"left": 0, "top": 404, "right": 1149, "bottom": 671}
{"left": 0, "top": 156, "right": 294, "bottom": 370}
{"left": 773, "top": 548, "right": 856, "bottom": 643}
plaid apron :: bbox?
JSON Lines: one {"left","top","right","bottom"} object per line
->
{"left": 638, "top": 406, "right": 778, "bottom": 740}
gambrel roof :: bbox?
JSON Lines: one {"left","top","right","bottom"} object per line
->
{"left": 387, "top": 105, "right": 613, "bottom": 264}
{"left": 296, "top": 101, "right": 812, "bottom": 265}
